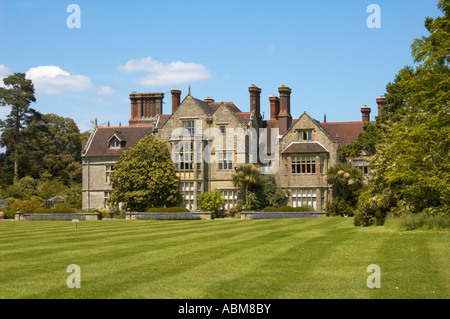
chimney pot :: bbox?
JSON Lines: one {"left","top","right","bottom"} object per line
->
{"left": 376, "top": 95, "right": 387, "bottom": 116}
{"left": 248, "top": 84, "right": 262, "bottom": 126}
{"left": 171, "top": 89, "right": 182, "bottom": 114}
{"left": 204, "top": 96, "right": 215, "bottom": 103}
{"left": 278, "top": 85, "right": 292, "bottom": 135}
{"left": 361, "top": 105, "right": 371, "bottom": 122}
{"left": 269, "top": 95, "right": 280, "bottom": 120}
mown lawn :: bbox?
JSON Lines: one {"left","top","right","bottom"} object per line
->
{"left": 0, "top": 217, "right": 448, "bottom": 299}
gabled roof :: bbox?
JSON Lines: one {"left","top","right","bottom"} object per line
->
{"left": 319, "top": 121, "right": 375, "bottom": 147}
{"left": 282, "top": 141, "right": 329, "bottom": 154}
{"left": 193, "top": 97, "right": 215, "bottom": 115}
{"left": 234, "top": 112, "right": 252, "bottom": 125}
{"left": 83, "top": 126, "right": 153, "bottom": 157}
{"left": 281, "top": 111, "right": 333, "bottom": 143}
{"left": 208, "top": 102, "right": 242, "bottom": 113}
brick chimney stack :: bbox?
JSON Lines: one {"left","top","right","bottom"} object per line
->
{"left": 269, "top": 95, "right": 280, "bottom": 120}
{"left": 361, "top": 105, "right": 371, "bottom": 122}
{"left": 278, "top": 85, "right": 292, "bottom": 135}
{"left": 129, "top": 92, "right": 164, "bottom": 125}
{"left": 171, "top": 89, "right": 181, "bottom": 114}
{"left": 154, "top": 92, "right": 164, "bottom": 116}
{"left": 248, "top": 84, "right": 262, "bottom": 127}
{"left": 204, "top": 96, "right": 215, "bottom": 103}
{"left": 376, "top": 95, "right": 387, "bottom": 116}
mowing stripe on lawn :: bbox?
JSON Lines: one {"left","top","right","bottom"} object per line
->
{"left": 12, "top": 219, "right": 325, "bottom": 298}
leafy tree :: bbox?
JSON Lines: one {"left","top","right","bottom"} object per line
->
{"left": 355, "top": 1, "right": 450, "bottom": 226}
{"left": 109, "top": 135, "right": 183, "bottom": 211}
{"left": 325, "top": 162, "right": 365, "bottom": 217}
{"left": 253, "top": 174, "right": 288, "bottom": 209}
{"left": 21, "top": 113, "right": 83, "bottom": 183}
{"left": 326, "top": 162, "right": 365, "bottom": 201}
{"left": 36, "top": 178, "right": 69, "bottom": 200}
{"left": 198, "top": 189, "right": 225, "bottom": 218}
{"left": 339, "top": 122, "right": 384, "bottom": 159}
{"left": 0, "top": 73, "right": 37, "bottom": 182}
{"left": 80, "top": 130, "right": 92, "bottom": 152}
{"left": 232, "top": 163, "right": 260, "bottom": 209}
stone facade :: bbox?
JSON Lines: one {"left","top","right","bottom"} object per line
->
{"left": 82, "top": 84, "right": 381, "bottom": 211}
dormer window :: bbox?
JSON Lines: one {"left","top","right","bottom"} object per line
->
{"left": 110, "top": 139, "right": 120, "bottom": 148}
{"left": 107, "top": 131, "right": 125, "bottom": 149}
{"left": 298, "top": 130, "right": 312, "bottom": 141}
{"left": 109, "top": 138, "right": 120, "bottom": 149}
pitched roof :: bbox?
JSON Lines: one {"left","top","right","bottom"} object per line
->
{"left": 208, "top": 102, "right": 242, "bottom": 113}
{"left": 193, "top": 97, "right": 215, "bottom": 115}
{"left": 157, "top": 114, "right": 171, "bottom": 128}
{"left": 319, "top": 121, "right": 375, "bottom": 147}
{"left": 83, "top": 126, "right": 153, "bottom": 157}
{"left": 282, "top": 142, "right": 329, "bottom": 154}
{"left": 235, "top": 112, "right": 252, "bottom": 125}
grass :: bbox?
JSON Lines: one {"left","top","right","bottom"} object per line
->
{"left": 0, "top": 217, "right": 448, "bottom": 299}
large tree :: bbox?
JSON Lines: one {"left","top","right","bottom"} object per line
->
{"left": 354, "top": 0, "right": 450, "bottom": 226}
{"left": 22, "top": 113, "right": 83, "bottom": 183}
{"left": 109, "top": 135, "right": 183, "bottom": 211}
{"left": 0, "top": 73, "right": 36, "bottom": 182}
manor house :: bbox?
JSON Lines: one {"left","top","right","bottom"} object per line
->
{"left": 81, "top": 84, "right": 386, "bottom": 211}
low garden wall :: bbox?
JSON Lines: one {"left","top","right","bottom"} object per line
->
{"left": 15, "top": 212, "right": 100, "bottom": 221}
{"left": 240, "top": 211, "right": 326, "bottom": 220}
{"left": 125, "top": 212, "right": 212, "bottom": 220}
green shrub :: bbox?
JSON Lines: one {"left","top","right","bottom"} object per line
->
{"left": 262, "top": 206, "right": 278, "bottom": 212}
{"left": 198, "top": 189, "right": 225, "bottom": 218}
{"left": 325, "top": 197, "right": 355, "bottom": 217}
{"left": 354, "top": 190, "right": 392, "bottom": 226}
{"left": 96, "top": 209, "right": 109, "bottom": 219}
{"left": 227, "top": 206, "right": 240, "bottom": 217}
{"left": 10, "top": 198, "right": 44, "bottom": 214}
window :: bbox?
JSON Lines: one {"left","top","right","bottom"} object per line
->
{"left": 221, "top": 190, "right": 238, "bottom": 210}
{"left": 320, "top": 157, "right": 325, "bottom": 174}
{"left": 298, "top": 130, "right": 312, "bottom": 141}
{"left": 321, "top": 190, "right": 326, "bottom": 209}
{"left": 218, "top": 152, "right": 233, "bottom": 170}
{"left": 291, "top": 157, "right": 316, "bottom": 174}
{"left": 182, "top": 120, "right": 195, "bottom": 135}
{"left": 352, "top": 160, "right": 371, "bottom": 175}
{"left": 181, "top": 182, "right": 194, "bottom": 210}
{"left": 292, "top": 189, "right": 316, "bottom": 209}
{"left": 220, "top": 126, "right": 226, "bottom": 134}
{"left": 175, "top": 142, "right": 194, "bottom": 171}
{"left": 104, "top": 191, "right": 113, "bottom": 209}
{"left": 105, "top": 165, "right": 113, "bottom": 183}
{"left": 109, "top": 139, "right": 120, "bottom": 148}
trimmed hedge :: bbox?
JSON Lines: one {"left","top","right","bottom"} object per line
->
{"left": 134, "top": 212, "right": 200, "bottom": 220}
{"left": 33, "top": 207, "right": 77, "bottom": 214}
{"left": 146, "top": 207, "right": 190, "bottom": 213}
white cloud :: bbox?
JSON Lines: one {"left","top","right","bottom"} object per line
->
{"left": 118, "top": 57, "right": 211, "bottom": 86}
{"left": 0, "top": 64, "right": 12, "bottom": 87}
{"left": 97, "top": 85, "right": 115, "bottom": 95}
{"left": 25, "top": 66, "right": 93, "bottom": 94}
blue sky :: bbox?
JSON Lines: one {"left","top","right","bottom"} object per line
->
{"left": 0, "top": 0, "right": 441, "bottom": 132}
